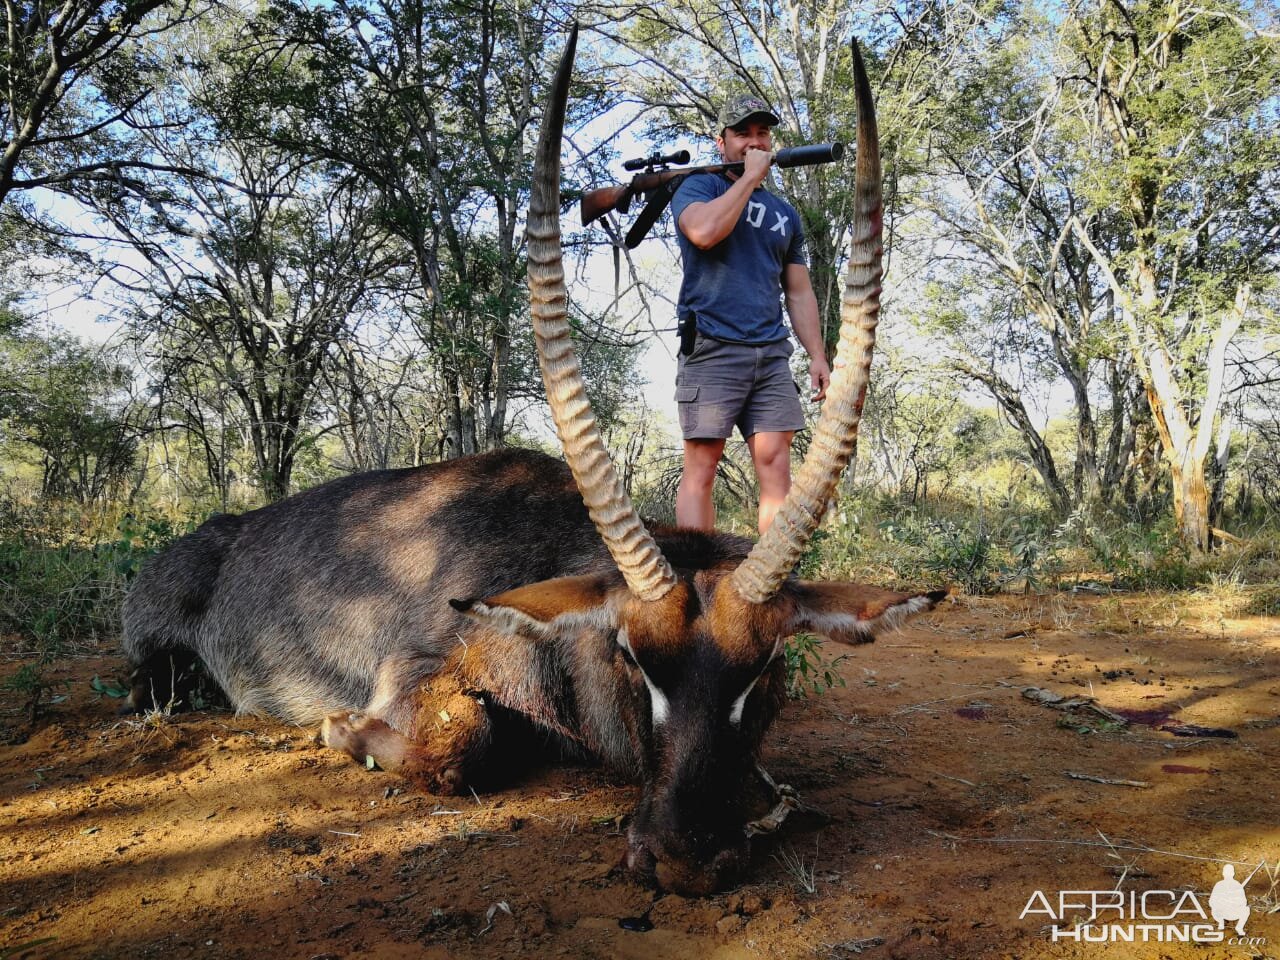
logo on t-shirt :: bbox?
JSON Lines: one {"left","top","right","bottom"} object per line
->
{"left": 745, "top": 199, "right": 789, "bottom": 237}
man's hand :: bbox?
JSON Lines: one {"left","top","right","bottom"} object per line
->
{"left": 743, "top": 147, "right": 773, "bottom": 187}
{"left": 809, "top": 356, "right": 831, "bottom": 402}
{"left": 678, "top": 148, "right": 775, "bottom": 250}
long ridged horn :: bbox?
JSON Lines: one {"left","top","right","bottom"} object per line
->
{"left": 526, "top": 25, "right": 677, "bottom": 601}
{"left": 729, "top": 39, "right": 883, "bottom": 604}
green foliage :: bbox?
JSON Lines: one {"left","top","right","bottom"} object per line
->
{"left": 90, "top": 675, "right": 129, "bottom": 699}
{"left": 921, "top": 519, "right": 997, "bottom": 595}
{"left": 0, "top": 500, "right": 192, "bottom": 658}
{"left": 1001, "top": 516, "right": 1066, "bottom": 593}
{"left": 0, "top": 0, "right": 182, "bottom": 206}
{"left": 0, "top": 499, "right": 195, "bottom": 732}
{"left": 0, "top": 536, "right": 116, "bottom": 655}
{"left": 1239, "top": 586, "right": 1280, "bottom": 618}
{"left": 113, "top": 513, "right": 195, "bottom": 583}
{"left": 0, "top": 663, "right": 69, "bottom": 730}
{"left": 0, "top": 330, "right": 137, "bottom": 503}
{"left": 784, "top": 633, "right": 848, "bottom": 700}
{"left": 864, "top": 506, "right": 1002, "bottom": 595}
{"left": 794, "top": 485, "right": 1248, "bottom": 596}
{"left": 1, "top": 663, "right": 63, "bottom": 700}
{"left": 1059, "top": 510, "right": 1207, "bottom": 590}
{"left": 900, "top": 0, "right": 1280, "bottom": 550}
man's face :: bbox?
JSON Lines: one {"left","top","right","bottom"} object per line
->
{"left": 717, "top": 119, "right": 773, "bottom": 163}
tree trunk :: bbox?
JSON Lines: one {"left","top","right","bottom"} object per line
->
{"left": 487, "top": 324, "right": 510, "bottom": 450}
{"left": 1208, "top": 404, "right": 1234, "bottom": 536}
{"left": 1065, "top": 370, "right": 1103, "bottom": 511}
{"left": 1168, "top": 453, "right": 1211, "bottom": 552}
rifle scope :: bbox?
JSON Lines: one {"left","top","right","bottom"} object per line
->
{"left": 623, "top": 149, "right": 691, "bottom": 171}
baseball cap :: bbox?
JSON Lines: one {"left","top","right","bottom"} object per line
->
{"left": 716, "top": 94, "right": 781, "bottom": 132}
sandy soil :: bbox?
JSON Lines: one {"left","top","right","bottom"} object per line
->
{"left": 2, "top": 592, "right": 1278, "bottom": 960}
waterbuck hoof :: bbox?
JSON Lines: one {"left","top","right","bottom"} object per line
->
{"left": 434, "top": 766, "right": 466, "bottom": 795}
{"left": 317, "top": 712, "right": 362, "bottom": 751}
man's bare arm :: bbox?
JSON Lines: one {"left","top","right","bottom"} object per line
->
{"left": 676, "top": 149, "right": 772, "bottom": 250}
{"left": 783, "top": 263, "right": 830, "bottom": 401}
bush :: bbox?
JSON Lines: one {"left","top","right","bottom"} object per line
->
{"left": 0, "top": 499, "right": 194, "bottom": 658}
{"left": 0, "top": 538, "right": 117, "bottom": 655}
{"left": 0, "top": 500, "right": 197, "bottom": 733}
{"left": 1059, "top": 511, "right": 1207, "bottom": 590}
{"left": 1239, "top": 585, "right": 1280, "bottom": 617}
{"left": 921, "top": 519, "right": 997, "bottom": 595}
{"left": 784, "top": 632, "right": 848, "bottom": 699}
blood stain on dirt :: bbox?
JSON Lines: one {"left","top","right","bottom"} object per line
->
{"left": 1110, "top": 706, "right": 1175, "bottom": 725}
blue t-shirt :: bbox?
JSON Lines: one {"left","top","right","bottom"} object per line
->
{"left": 670, "top": 172, "right": 808, "bottom": 344}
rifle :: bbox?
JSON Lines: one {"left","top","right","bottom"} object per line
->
{"left": 580, "top": 142, "right": 845, "bottom": 249}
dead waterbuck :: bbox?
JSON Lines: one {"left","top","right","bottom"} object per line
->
{"left": 121, "top": 29, "right": 943, "bottom": 895}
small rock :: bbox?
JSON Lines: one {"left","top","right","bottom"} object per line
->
{"left": 618, "top": 914, "right": 654, "bottom": 932}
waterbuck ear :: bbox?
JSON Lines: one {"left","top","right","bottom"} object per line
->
{"left": 450, "top": 573, "right": 627, "bottom": 639}
{"left": 786, "top": 582, "right": 947, "bottom": 645}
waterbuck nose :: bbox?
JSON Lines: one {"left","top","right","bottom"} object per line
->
{"left": 626, "top": 826, "right": 748, "bottom": 895}
{"left": 652, "top": 843, "right": 746, "bottom": 896}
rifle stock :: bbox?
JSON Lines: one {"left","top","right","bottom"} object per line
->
{"left": 580, "top": 184, "right": 632, "bottom": 225}
{"left": 580, "top": 166, "right": 731, "bottom": 226}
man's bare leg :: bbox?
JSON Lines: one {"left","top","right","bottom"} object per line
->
{"left": 677, "top": 438, "right": 727, "bottom": 530}
{"left": 747, "top": 431, "right": 794, "bottom": 534}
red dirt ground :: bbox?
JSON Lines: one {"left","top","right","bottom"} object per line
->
{"left": 2, "top": 592, "right": 1278, "bottom": 960}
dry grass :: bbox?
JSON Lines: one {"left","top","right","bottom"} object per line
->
{"left": 773, "top": 841, "right": 818, "bottom": 895}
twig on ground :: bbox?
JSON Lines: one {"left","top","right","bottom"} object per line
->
{"left": 479, "top": 900, "right": 511, "bottom": 934}
{"left": 1065, "top": 772, "right": 1150, "bottom": 788}
{"left": 926, "top": 830, "right": 1268, "bottom": 869}
{"left": 1093, "top": 829, "right": 1143, "bottom": 908}
{"left": 892, "top": 692, "right": 984, "bottom": 715}
{"left": 827, "top": 936, "right": 885, "bottom": 955}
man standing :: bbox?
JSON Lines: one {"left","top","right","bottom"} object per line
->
{"left": 670, "top": 94, "right": 830, "bottom": 533}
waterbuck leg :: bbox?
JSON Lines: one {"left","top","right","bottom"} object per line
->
{"left": 319, "top": 682, "right": 494, "bottom": 796}
{"left": 125, "top": 649, "right": 221, "bottom": 714}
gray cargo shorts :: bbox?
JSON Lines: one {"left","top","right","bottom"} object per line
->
{"left": 675, "top": 334, "right": 806, "bottom": 440}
